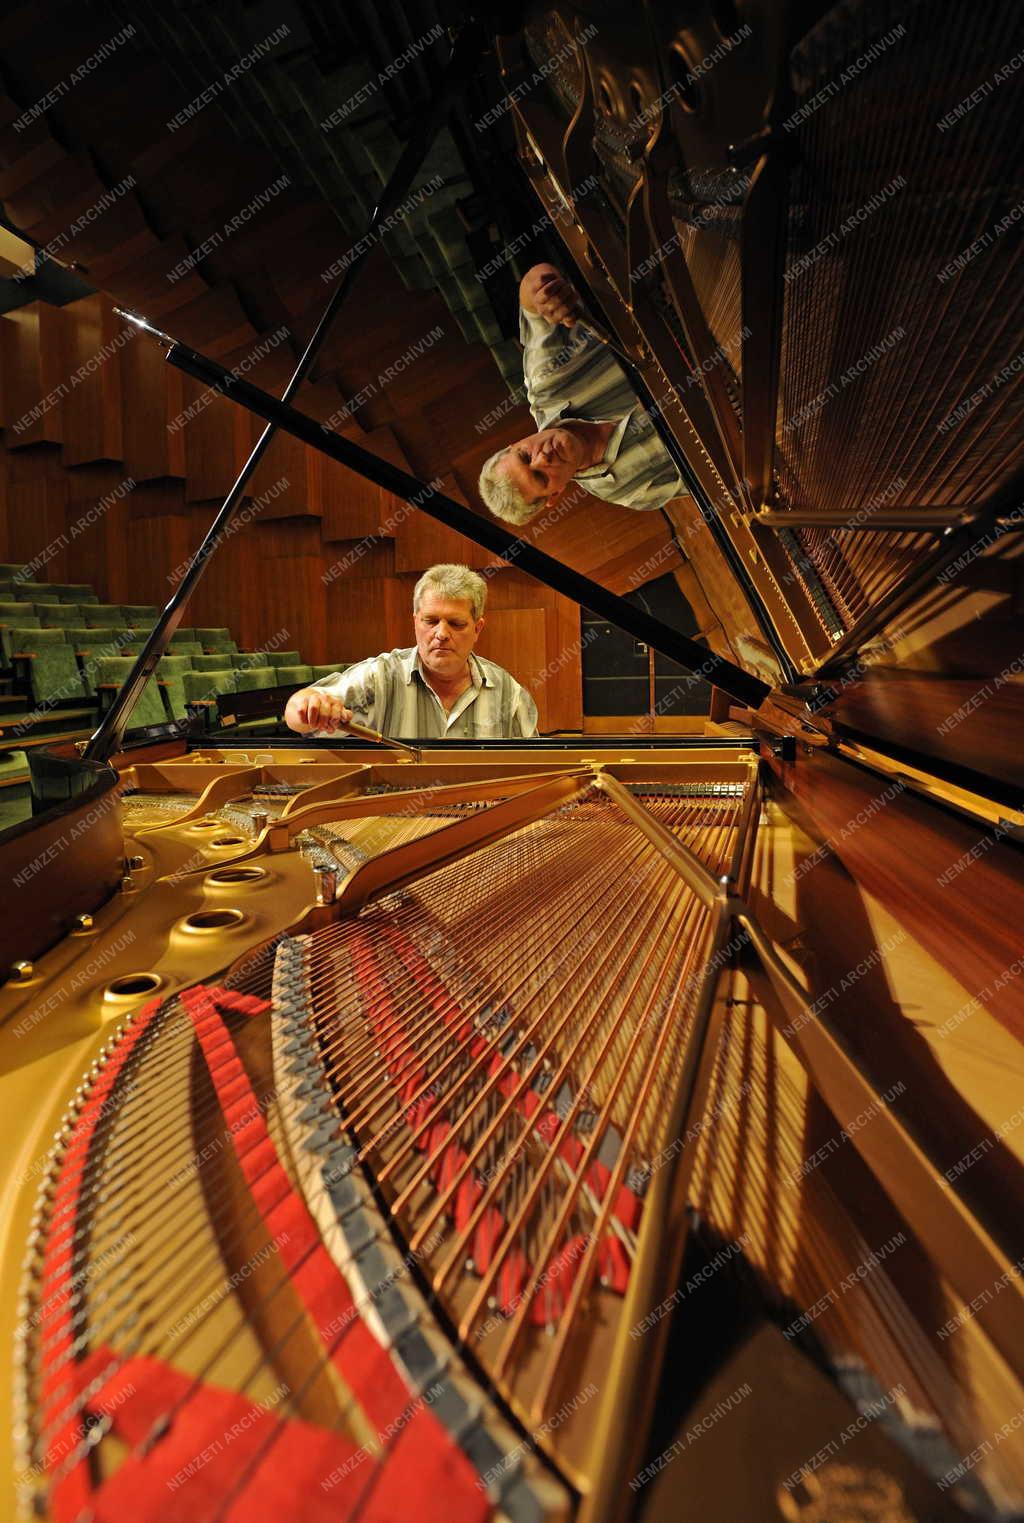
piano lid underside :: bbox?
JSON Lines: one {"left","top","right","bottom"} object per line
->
{"left": 519, "top": 0, "right": 1023, "bottom": 652}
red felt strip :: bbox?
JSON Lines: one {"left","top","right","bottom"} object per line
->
{"left": 179, "top": 984, "right": 489, "bottom": 1521}
{"left": 67, "top": 1346, "right": 367, "bottom": 1523}
{"left": 38, "top": 994, "right": 168, "bottom": 1523}
{"left": 38, "top": 978, "right": 492, "bottom": 1523}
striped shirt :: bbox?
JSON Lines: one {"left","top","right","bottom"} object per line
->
{"left": 520, "top": 308, "right": 685, "bottom": 512}
{"left": 311, "top": 647, "right": 538, "bottom": 739}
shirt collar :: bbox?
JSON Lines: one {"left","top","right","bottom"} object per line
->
{"left": 402, "top": 647, "right": 492, "bottom": 689}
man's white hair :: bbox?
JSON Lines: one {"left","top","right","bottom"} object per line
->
{"left": 478, "top": 448, "right": 542, "bottom": 526}
{"left": 413, "top": 563, "right": 488, "bottom": 621}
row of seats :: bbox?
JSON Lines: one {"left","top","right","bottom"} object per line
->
{"left": 12, "top": 641, "right": 349, "bottom": 727}
{"left": 93, "top": 656, "right": 310, "bottom": 727}
{"left": 0, "top": 575, "right": 99, "bottom": 603}
{"left": 0, "top": 565, "right": 348, "bottom": 738}
{"left": 1, "top": 604, "right": 157, "bottom": 625}
{"left": 0, "top": 600, "right": 233, "bottom": 631}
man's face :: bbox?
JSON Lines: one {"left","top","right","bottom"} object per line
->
{"left": 497, "top": 426, "right": 586, "bottom": 509}
{"left": 414, "top": 591, "right": 483, "bottom": 680}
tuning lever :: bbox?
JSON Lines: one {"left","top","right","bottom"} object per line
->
{"left": 341, "top": 718, "right": 422, "bottom": 762}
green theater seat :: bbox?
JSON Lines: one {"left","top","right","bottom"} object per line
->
{"left": 182, "top": 668, "right": 237, "bottom": 706}
{"left": 84, "top": 607, "right": 126, "bottom": 628}
{"left": 74, "top": 635, "right": 125, "bottom": 697}
{"left": 122, "top": 605, "right": 159, "bottom": 625}
{"left": 1, "top": 615, "right": 41, "bottom": 667}
{"left": 310, "top": 663, "right": 350, "bottom": 681}
{"left": 13, "top": 585, "right": 58, "bottom": 602}
{"left": 234, "top": 666, "right": 275, "bottom": 692}
{"left": 271, "top": 665, "right": 313, "bottom": 686}
{"left": 37, "top": 604, "right": 80, "bottom": 626}
{"left": 23, "top": 643, "right": 89, "bottom": 712}
{"left": 155, "top": 656, "right": 192, "bottom": 722}
{"left": 95, "top": 657, "right": 168, "bottom": 729}
{"left": 192, "top": 654, "right": 235, "bottom": 673}
{"left": 265, "top": 651, "right": 301, "bottom": 668}
{"left": 195, "top": 628, "right": 237, "bottom": 653}
{"left": 0, "top": 565, "right": 28, "bottom": 581}
{"left": 8, "top": 627, "right": 63, "bottom": 662}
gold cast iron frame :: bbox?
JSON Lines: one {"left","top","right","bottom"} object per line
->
{"left": 273, "top": 757, "right": 1024, "bottom": 1518}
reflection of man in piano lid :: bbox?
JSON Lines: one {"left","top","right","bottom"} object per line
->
{"left": 284, "top": 563, "right": 539, "bottom": 740}
{"left": 478, "top": 262, "right": 686, "bottom": 524}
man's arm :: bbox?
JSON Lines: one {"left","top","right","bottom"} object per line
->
{"left": 512, "top": 685, "right": 539, "bottom": 738}
{"left": 285, "top": 657, "right": 382, "bottom": 737}
{"left": 519, "top": 264, "right": 599, "bottom": 430}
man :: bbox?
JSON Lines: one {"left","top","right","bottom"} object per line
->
{"left": 285, "top": 563, "right": 538, "bottom": 740}
{"left": 478, "top": 262, "right": 685, "bottom": 524}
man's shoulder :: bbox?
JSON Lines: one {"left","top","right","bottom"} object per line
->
{"left": 347, "top": 647, "right": 414, "bottom": 673}
{"left": 327, "top": 649, "right": 412, "bottom": 693}
{"left": 472, "top": 652, "right": 521, "bottom": 689}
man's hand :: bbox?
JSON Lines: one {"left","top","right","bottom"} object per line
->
{"left": 285, "top": 687, "right": 353, "bottom": 735}
{"left": 520, "top": 263, "right": 582, "bottom": 327}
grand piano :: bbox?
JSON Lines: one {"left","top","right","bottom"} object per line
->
{"left": 0, "top": 3, "right": 1022, "bottom": 1521}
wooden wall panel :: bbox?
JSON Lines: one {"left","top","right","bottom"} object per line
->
{"left": 0, "top": 437, "right": 8, "bottom": 554}
{"left": 123, "top": 482, "right": 192, "bottom": 611}
{"left": 63, "top": 467, "right": 136, "bottom": 600}
{"left": 182, "top": 381, "right": 254, "bottom": 502}
{"left": 476, "top": 607, "right": 553, "bottom": 732}
{"left": 120, "top": 333, "right": 187, "bottom": 482}
{"left": 60, "top": 294, "right": 125, "bottom": 466}
{"left": 255, "top": 521, "right": 327, "bottom": 662}
{"left": 484, "top": 571, "right": 584, "bottom": 732}
{"left": 321, "top": 465, "right": 392, "bottom": 544}
{"left": 0, "top": 304, "right": 67, "bottom": 448}
{"left": 320, "top": 427, "right": 414, "bottom": 545}
{"left": 393, "top": 473, "right": 505, "bottom": 574}
{"left": 182, "top": 503, "right": 260, "bottom": 647}
{"left": 245, "top": 423, "right": 320, "bottom": 520}
{"left": 323, "top": 572, "right": 406, "bottom": 665}
{"left": 6, "top": 474, "right": 67, "bottom": 581}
